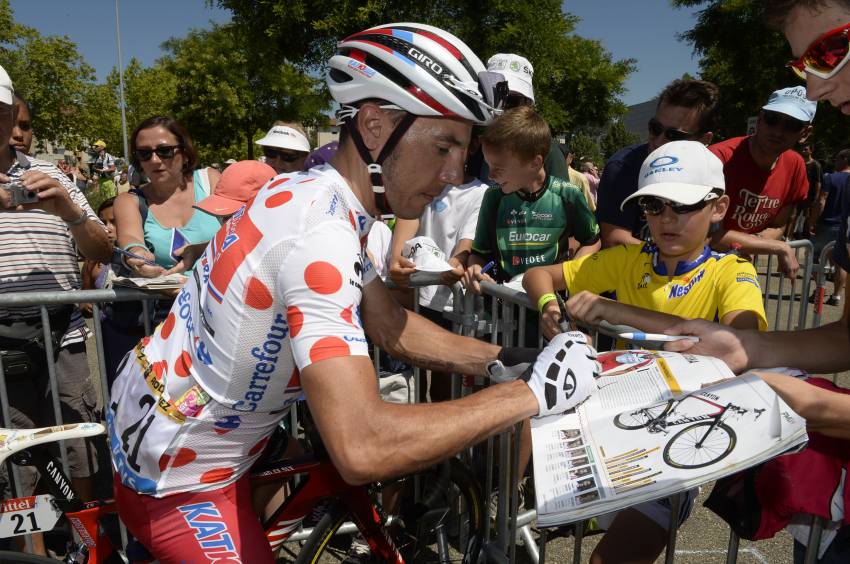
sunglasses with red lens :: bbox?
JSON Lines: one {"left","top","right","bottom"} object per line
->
{"left": 787, "top": 22, "right": 850, "bottom": 80}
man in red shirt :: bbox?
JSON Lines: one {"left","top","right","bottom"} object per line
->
{"left": 709, "top": 86, "right": 815, "bottom": 276}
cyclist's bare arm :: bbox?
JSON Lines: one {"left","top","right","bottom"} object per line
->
{"left": 363, "top": 276, "right": 501, "bottom": 375}
{"left": 600, "top": 222, "right": 642, "bottom": 248}
{"left": 574, "top": 238, "right": 601, "bottom": 259}
{"left": 753, "top": 370, "right": 850, "bottom": 439}
{"left": 301, "top": 355, "right": 537, "bottom": 484}
{"left": 664, "top": 318, "right": 850, "bottom": 374}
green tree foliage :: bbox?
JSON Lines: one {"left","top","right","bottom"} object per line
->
{"left": 672, "top": 0, "right": 850, "bottom": 158}
{"left": 568, "top": 132, "right": 603, "bottom": 167}
{"left": 601, "top": 120, "right": 640, "bottom": 161}
{"left": 159, "top": 23, "right": 328, "bottom": 159}
{"left": 214, "top": 0, "right": 635, "bottom": 132}
{"left": 79, "top": 59, "right": 177, "bottom": 158}
{"left": 0, "top": 0, "right": 95, "bottom": 150}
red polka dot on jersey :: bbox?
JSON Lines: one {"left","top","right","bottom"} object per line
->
{"left": 287, "top": 306, "right": 304, "bottom": 338}
{"left": 340, "top": 305, "right": 354, "bottom": 325}
{"left": 174, "top": 351, "right": 192, "bottom": 377}
{"left": 142, "top": 336, "right": 151, "bottom": 347}
{"left": 267, "top": 177, "right": 290, "bottom": 190}
{"left": 304, "top": 261, "right": 343, "bottom": 294}
{"left": 348, "top": 210, "right": 357, "bottom": 230}
{"left": 309, "top": 336, "right": 350, "bottom": 364}
{"left": 200, "top": 467, "right": 234, "bottom": 484}
{"left": 151, "top": 360, "right": 167, "bottom": 381}
{"left": 160, "top": 313, "right": 176, "bottom": 339}
{"left": 244, "top": 277, "right": 273, "bottom": 310}
{"left": 248, "top": 436, "right": 270, "bottom": 457}
{"left": 265, "top": 191, "right": 293, "bottom": 208}
{"left": 159, "top": 447, "right": 197, "bottom": 471}
{"left": 289, "top": 367, "right": 301, "bottom": 388}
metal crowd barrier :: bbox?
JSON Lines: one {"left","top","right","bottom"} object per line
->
{"left": 0, "top": 246, "right": 842, "bottom": 562}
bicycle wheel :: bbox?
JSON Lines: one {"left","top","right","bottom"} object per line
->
{"left": 663, "top": 421, "right": 736, "bottom": 469}
{"left": 0, "top": 551, "right": 57, "bottom": 563}
{"left": 613, "top": 400, "right": 673, "bottom": 430}
{"left": 294, "top": 458, "right": 484, "bottom": 564}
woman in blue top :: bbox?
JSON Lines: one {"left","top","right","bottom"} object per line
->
{"left": 114, "top": 115, "right": 221, "bottom": 276}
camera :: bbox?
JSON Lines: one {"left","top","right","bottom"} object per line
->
{"left": 1, "top": 183, "right": 39, "bottom": 206}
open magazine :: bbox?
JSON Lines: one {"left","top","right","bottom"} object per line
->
{"left": 531, "top": 350, "right": 808, "bottom": 527}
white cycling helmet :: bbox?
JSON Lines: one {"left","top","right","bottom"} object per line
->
{"left": 326, "top": 23, "right": 506, "bottom": 207}
{"left": 328, "top": 22, "right": 503, "bottom": 125}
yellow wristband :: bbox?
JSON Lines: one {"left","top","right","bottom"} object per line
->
{"left": 538, "top": 293, "right": 557, "bottom": 313}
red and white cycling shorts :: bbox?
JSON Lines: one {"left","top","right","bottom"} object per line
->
{"left": 114, "top": 472, "right": 274, "bottom": 564}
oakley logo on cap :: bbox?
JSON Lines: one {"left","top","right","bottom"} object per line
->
{"left": 649, "top": 156, "right": 679, "bottom": 168}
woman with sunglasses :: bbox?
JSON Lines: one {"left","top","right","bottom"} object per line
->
{"left": 524, "top": 141, "right": 767, "bottom": 564}
{"left": 255, "top": 122, "right": 311, "bottom": 174}
{"left": 113, "top": 115, "right": 221, "bottom": 278}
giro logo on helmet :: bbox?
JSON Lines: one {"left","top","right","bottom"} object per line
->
{"left": 408, "top": 47, "right": 444, "bottom": 75}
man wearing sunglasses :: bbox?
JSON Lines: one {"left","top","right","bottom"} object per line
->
{"left": 596, "top": 79, "right": 720, "bottom": 248}
{"left": 707, "top": 87, "right": 815, "bottom": 278}
{"left": 255, "top": 123, "right": 311, "bottom": 174}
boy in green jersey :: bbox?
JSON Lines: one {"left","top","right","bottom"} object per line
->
{"left": 463, "top": 106, "right": 600, "bottom": 293}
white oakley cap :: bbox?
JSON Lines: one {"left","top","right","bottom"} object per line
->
{"left": 762, "top": 86, "right": 817, "bottom": 123}
{"left": 486, "top": 53, "right": 534, "bottom": 102}
{"left": 0, "top": 65, "right": 14, "bottom": 106}
{"left": 621, "top": 140, "right": 725, "bottom": 210}
{"left": 255, "top": 125, "right": 311, "bottom": 153}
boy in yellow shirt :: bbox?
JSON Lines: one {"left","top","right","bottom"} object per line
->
{"left": 523, "top": 140, "right": 767, "bottom": 564}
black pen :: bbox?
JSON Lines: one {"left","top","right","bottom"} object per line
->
{"left": 554, "top": 292, "right": 571, "bottom": 333}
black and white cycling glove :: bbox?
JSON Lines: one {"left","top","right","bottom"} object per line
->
{"left": 522, "top": 332, "right": 600, "bottom": 417}
{"left": 485, "top": 347, "right": 539, "bottom": 384}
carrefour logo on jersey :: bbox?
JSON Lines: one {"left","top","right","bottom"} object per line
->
{"left": 667, "top": 269, "right": 705, "bottom": 299}
{"left": 234, "top": 312, "right": 289, "bottom": 413}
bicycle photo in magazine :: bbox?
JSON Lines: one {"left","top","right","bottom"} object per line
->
{"left": 531, "top": 350, "right": 808, "bottom": 527}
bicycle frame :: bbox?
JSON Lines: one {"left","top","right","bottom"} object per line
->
{"left": 643, "top": 396, "right": 742, "bottom": 432}
{"left": 252, "top": 453, "right": 404, "bottom": 562}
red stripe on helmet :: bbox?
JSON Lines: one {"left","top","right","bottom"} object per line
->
{"left": 351, "top": 38, "right": 393, "bottom": 54}
{"left": 349, "top": 49, "right": 366, "bottom": 62}
{"left": 415, "top": 29, "right": 462, "bottom": 60}
{"left": 406, "top": 86, "right": 459, "bottom": 118}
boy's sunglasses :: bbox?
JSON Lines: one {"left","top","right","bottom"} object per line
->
{"left": 761, "top": 110, "right": 807, "bottom": 133}
{"left": 263, "top": 147, "right": 303, "bottom": 162}
{"left": 788, "top": 22, "right": 850, "bottom": 80}
{"left": 638, "top": 194, "right": 717, "bottom": 216}
{"left": 134, "top": 145, "right": 182, "bottom": 161}
{"left": 647, "top": 118, "right": 698, "bottom": 142}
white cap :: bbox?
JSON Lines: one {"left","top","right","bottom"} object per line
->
{"left": 762, "top": 86, "right": 817, "bottom": 123}
{"left": 486, "top": 53, "right": 534, "bottom": 102}
{"left": 255, "top": 125, "right": 311, "bottom": 152}
{"left": 621, "top": 140, "right": 725, "bottom": 210}
{"left": 0, "top": 65, "right": 14, "bottom": 106}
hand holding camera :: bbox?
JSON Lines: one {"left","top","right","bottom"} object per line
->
{"left": 0, "top": 170, "right": 84, "bottom": 224}
{"left": 1, "top": 182, "right": 38, "bottom": 206}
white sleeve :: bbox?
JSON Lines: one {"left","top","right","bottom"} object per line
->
{"left": 278, "top": 220, "right": 371, "bottom": 370}
{"left": 458, "top": 187, "right": 486, "bottom": 241}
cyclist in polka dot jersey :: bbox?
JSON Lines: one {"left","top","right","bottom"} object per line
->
{"left": 107, "top": 23, "right": 602, "bottom": 563}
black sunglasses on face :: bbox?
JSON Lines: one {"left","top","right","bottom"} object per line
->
{"left": 761, "top": 110, "right": 807, "bottom": 133}
{"left": 647, "top": 118, "right": 698, "bottom": 142}
{"left": 638, "top": 195, "right": 714, "bottom": 216}
{"left": 262, "top": 147, "right": 302, "bottom": 162}
{"left": 134, "top": 145, "right": 183, "bottom": 161}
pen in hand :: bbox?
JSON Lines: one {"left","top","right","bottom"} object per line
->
{"left": 481, "top": 261, "right": 495, "bottom": 275}
{"left": 554, "top": 292, "right": 571, "bottom": 333}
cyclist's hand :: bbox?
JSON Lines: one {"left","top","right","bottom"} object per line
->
{"left": 165, "top": 243, "right": 205, "bottom": 275}
{"left": 462, "top": 263, "right": 495, "bottom": 294}
{"left": 540, "top": 301, "right": 565, "bottom": 341}
{"left": 522, "top": 332, "right": 600, "bottom": 417}
{"left": 486, "top": 346, "right": 539, "bottom": 383}
{"left": 778, "top": 242, "right": 799, "bottom": 279}
{"left": 565, "top": 291, "right": 617, "bottom": 327}
{"left": 388, "top": 256, "right": 417, "bottom": 288}
{"left": 662, "top": 319, "right": 752, "bottom": 374}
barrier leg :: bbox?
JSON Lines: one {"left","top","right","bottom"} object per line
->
{"left": 803, "top": 515, "right": 825, "bottom": 564}
{"left": 509, "top": 422, "right": 521, "bottom": 564}
{"left": 572, "top": 520, "right": 585, "bottom": 564}
{"left": 725, "top": 529, "right": 740, "bottom": 564}
{"left": 664, "top": 492, "right": 681, "bottom": 564}
{"left": 538, "top": 528, "right": 548, "bottom": 564}
{"left": 40, "top": 306, "right": 70, "bottom": 476}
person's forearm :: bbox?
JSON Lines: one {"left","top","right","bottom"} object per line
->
{"left": 759, "top": 226, "right": 785, "bottom": 241}
{"left": 372, "top": 306, "right": 500, "bottom": 375}
{"left": 449, "top": 239, "right": 473, "bottom": 267}
{"left": 748, "top": 321, "right": 850, "bottom": 373}
{"left": 522, "top": 266, "right": 559, "bottom": 305}
{"left": 71, "top": 219, "right": 111, "bottom": 263}
{"left": 600, "top": 222, "right": 641, "bottom": 248}
{"left": 755, "top": 371, "right": 850, "bottom": 439}
{"left": 574, "top": 239, "right": 601, "bottom": 259}
{"left": 713, "top": 228, "right": 785, "bottom": 255}
{"left": 603, "top": 301, "right": 685, "bottom": 332}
